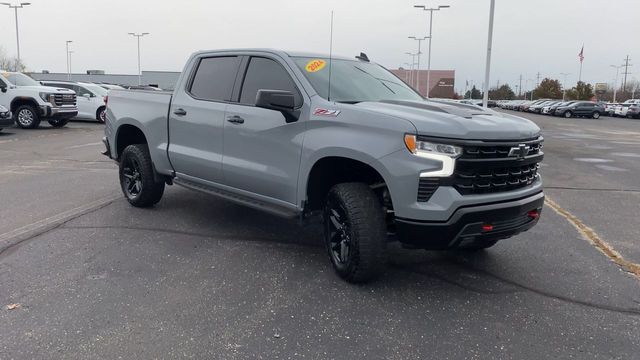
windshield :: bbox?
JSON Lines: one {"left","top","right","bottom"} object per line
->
{"left": 82, "top": 83, "right": 108, "bottom": 96}
{"left": 292, "top": 57, "right": 423, "bottom": 103}
{"left": 1, "top": 72, "right": 41, "bottom": 87}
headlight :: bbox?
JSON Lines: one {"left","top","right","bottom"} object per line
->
{"left": 39, "top": 92, "right": 55, "bottom": 103}
{"left": 404, "top": 134, "right": 462, "bottom": 177}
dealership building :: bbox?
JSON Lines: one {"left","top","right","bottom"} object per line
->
{"left": 389, "top": 69, "right": 455, "bottom": 98}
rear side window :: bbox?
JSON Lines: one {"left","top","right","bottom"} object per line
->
{"left": 189, "top": 56, "right": 240, "bottom": 101}
{"left": 239, "top": 57, "right": 301, "bottom": 107}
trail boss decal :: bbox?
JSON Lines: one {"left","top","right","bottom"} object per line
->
{"left": 313, "top": 108, "right": 341, "bottom": 117}
{"left": 305, "top": 59, "right": 326, "bottom": 73}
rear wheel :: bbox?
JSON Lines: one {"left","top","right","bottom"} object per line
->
{"left": 323, "top": 183, "right": 387, "bottom": 283}
{"left": 14, "top": 105, "right": 40, "bottom": 129}
{"left": 119, "top": 144, "right": 165, "bottom": 207}
{"left": 564, "top": 111, "right": 573, "bottom": 118}
{"left": 592, "top": 111, "right": 600, "bottom": 119}
{"left": 48, "top": 118, "right": 69, "bottom": 128}
{"left": 96, "top": 107, "right": 106, "bottom": 123}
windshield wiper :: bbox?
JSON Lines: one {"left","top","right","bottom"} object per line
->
{"left": 353, "top": 66, "right": 402, "bottom": 92}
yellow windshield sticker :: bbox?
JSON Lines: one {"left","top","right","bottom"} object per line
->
{"left": 305, "top": 59, "right": 326, "bottom": 73}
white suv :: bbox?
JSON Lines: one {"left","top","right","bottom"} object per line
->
{"left": 41, "top": 81, "right": 108, "bottom": 122}
{"left": 0, "top": 71, "right": 78, "bottom": 129}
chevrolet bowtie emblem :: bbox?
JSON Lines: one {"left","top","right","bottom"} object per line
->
{"left": 508, "top": 144, "right": 530, "bottom": 160}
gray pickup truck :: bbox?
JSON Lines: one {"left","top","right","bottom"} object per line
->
{"left": 103, "top": 49, "right": 544, "bottom": 282}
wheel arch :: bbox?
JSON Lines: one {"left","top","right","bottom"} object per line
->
{"left": 10, "top": 97, "right": 40, "bottom": 113}
{"left": 115, "top": 123, "right": 148, "bottom": 160}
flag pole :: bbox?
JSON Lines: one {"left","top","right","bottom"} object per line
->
{"left": 578, "top": 62, "right": 583, "bottom": 83}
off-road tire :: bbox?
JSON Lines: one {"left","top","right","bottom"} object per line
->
{"left": 323, "top": 183, "right": 387, "bottom": 283}
{"left": 119, "top": 144, "right": 165, "bottom": 207}
{"left": 14, "top": 105, "right": 40, "bottom": 129}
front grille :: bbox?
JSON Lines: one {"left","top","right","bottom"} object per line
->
{"left": 452, "top": 136, "right": 543, "bottom": 195}
{"left": 417, "top": 178, "right": 439, "bottom": 202}
{"left": 53, "top": 93, "right": 76, "bottom": 106}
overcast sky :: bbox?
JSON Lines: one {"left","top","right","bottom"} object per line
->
{"left": 1, "top": 0, "right": 638, "bottom": 94}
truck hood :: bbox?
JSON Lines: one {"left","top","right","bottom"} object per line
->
{"left": 355, "top": 100, "right": 540, "bottom": 140}
{"left": 15, "top": 85, "right": 75, "bottom": 93}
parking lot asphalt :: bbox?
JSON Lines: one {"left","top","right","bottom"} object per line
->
{"left": 1, "top": 117, "right": 639, "bottom": 359}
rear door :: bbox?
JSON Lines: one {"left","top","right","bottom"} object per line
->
{"left": 73, "top": 85, "right": 95, "bottom": 119}
{"left": 222, "top": 55, "right": 306, "bottom": 205}
{"left": 168, "top": 55, "right": 242, "bottom": 183}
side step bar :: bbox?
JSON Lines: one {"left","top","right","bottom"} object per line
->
{"left": 173, "top": 177, "right": 299, "bottom": 219}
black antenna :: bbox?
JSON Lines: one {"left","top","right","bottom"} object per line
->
{"left": 328, "top": 10, "right": 334, "bottom": 102}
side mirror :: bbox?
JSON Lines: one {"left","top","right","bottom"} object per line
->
{"left": 82, "top": 93, "right": 91, "bottom": 98}
{"left": 255, "top": 89, "right": 300, "bottom": 123}
{"left": 0, "top": 85, "right": 6, "bottom": 93}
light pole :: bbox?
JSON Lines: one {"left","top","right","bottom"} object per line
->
{"left": 68, "top": 51, "right": 74, "bottom": 79}
{"left": 414, "top": 4, "right": 449, "bottom": 99}
{"left": 610, "top": 65, "right": 623, "bottom": 103}
{"left": 403, "top": 63, "right": 412, "bottom": 83}
{"left": 408, "top": 36, "right": 428, "bottom": 95}
{"left": 481, "top": 0, "right": 495, "bottom": 108}
{"left": 128, "top": 32, "right": 150, "bottom": 85}
{"left": 1, "top": 2, "right": 31, "bottom": 70}
{"left": 560, "top": 72, "right": 570, "bottom": 101}
{"left": 405, "top": 52, "right": 418, "bottom": 88}
{"left": 66, "top": 40, "right": 73, "bottom": 80}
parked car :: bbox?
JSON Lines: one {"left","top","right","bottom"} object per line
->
{"left": 622, "top": 99, "right": 640, "bottom": 105}
{"left": 548, "top": 101, "right": 575, "bottom": 116}
{"left": 0, "top": 104, "right": 12, "bottom": 131}
{"left": 626, "top": 104, "right": 640, "bottom": 119}
{"left": 0, "top": 72, "right": 77, "bottom": 129}
{"left": 554, "top": 101, "right": 604, "bottom": 119}
{"left": 604, "top": 103, "right": 618, "bottom": 116}
{"left": 41, "top": 81, "right": 108, "bottom": 122}
{"left": 103, "top": 49, "right": 544, "bottom": 283}
{"left": 541, "top": 101, "right": 561, "bottom": 115}
{"left": 97, "top": 83, "right": 125, "bottom": 90}
{"left": 614, "top": 104, "right": 632, "bottom": 117}
{"left": 529, "top": 100, "right": 555, "bottom": 114}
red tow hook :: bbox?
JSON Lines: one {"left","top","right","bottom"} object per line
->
{"left": 482, "top": 224, "right": 494, "bottom": 232}
{"left": 527, "top": 210, "right": 540, "bottom": 219}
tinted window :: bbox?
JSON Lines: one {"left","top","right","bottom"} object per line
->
{"left": 190, "top": 56, "right": 240, "bottom": 101}
{"left": 239, "top": 57, "right": 301, "bottom": 106}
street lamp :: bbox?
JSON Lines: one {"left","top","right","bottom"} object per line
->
{"left": 560, "top": 72, "right": 570, "bottom": 101}
{"left": 128, "top": 32, "right": 150, "bottom": 85}
{"left": 610, "top": 65, "right": 623, "bottom": 103}
{"left": 68, "top": 51, "right": 74, "bottom": 78}
{"left": 405, "top": 52, "right": 419, "bottom": 88}
{"left": 408, "top": 36, "right": 428, "bottom": 94}
{"left": 66, "top": 40, "right": 73, "bottom": 80}
{"left": 414, "top": 4, "right": 449, "bottom": 99}
{"left": 1, "top": 2, "right": 31, "bottom": 70}
{"left": 403, "top": 62, "right": 413, "bottom": 83}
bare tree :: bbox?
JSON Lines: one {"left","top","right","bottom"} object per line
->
{"left": 0, "top": 47, "right": 26, "bottom": 72}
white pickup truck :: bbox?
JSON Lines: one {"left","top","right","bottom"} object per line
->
{"left": 0, "top": 72, "right": 78, "bottom": 129}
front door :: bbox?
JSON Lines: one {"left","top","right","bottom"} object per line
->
{"left": 167, "top": 55, "right": 242, "bottom": 184}
{"left": 223, "top": 56, "right": 305, "bottom": 205}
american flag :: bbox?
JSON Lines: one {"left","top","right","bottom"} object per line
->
{"left": 578, "top": 46, "right": 584, "bottom": 63}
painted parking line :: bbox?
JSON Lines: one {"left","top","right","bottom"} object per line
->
{"left": 545, "top": 196, "right": 640, "bottom": 278}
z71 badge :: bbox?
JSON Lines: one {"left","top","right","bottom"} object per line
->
{"left": 313, "top": 108, "right": 341, "bottom": 117}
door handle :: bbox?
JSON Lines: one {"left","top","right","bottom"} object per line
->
{"left": 173, "top": 108, "right": 187, "bottom": 116}
{"left": 226, "top": 115, "right": 245, "bottom": 124}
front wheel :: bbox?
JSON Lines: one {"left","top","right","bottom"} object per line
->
{"left": 324, "top": 183, "right": 387, "bottom": 283}
{"left": 48, "top": 118, "right": 69, "bottom": 128}
{"left": 564, "top": 111, "right": 573, "bottom": 118}
{"left": 14, "top": 105, "right": 40, "bottom": 129}
{"left": 119, "top": 144, "right": 165, "bottom": 207}
{"left": 592, "top": 111, "right": 600, "bottom": 119}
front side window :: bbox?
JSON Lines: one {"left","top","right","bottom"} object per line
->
{"left": 239, "top": 57, "right": 301, "bottom": 107}
{"left": 1, "top": 72, "right": 40, "bottom": 87}
{"left": 189, "top": 56, "right": 241, "bottom": 102}
{"left": 293, "top": 57, "right": 423, "bottom": 103}
{"left": 74, "top": 85, "right": 93, "bottom": 97}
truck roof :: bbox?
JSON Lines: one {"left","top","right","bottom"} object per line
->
{"left": 191, "top": 48, "right": 358, "bottom": 62}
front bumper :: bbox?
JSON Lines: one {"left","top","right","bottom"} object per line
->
{"left": 394, "top": 191, "right": 544, "bottom": 250}
{"left": 0, "top": 112, "right": 13, "bottom": 127}
{"left": 39, "top": 105, "right": 78, "bottom": 119}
